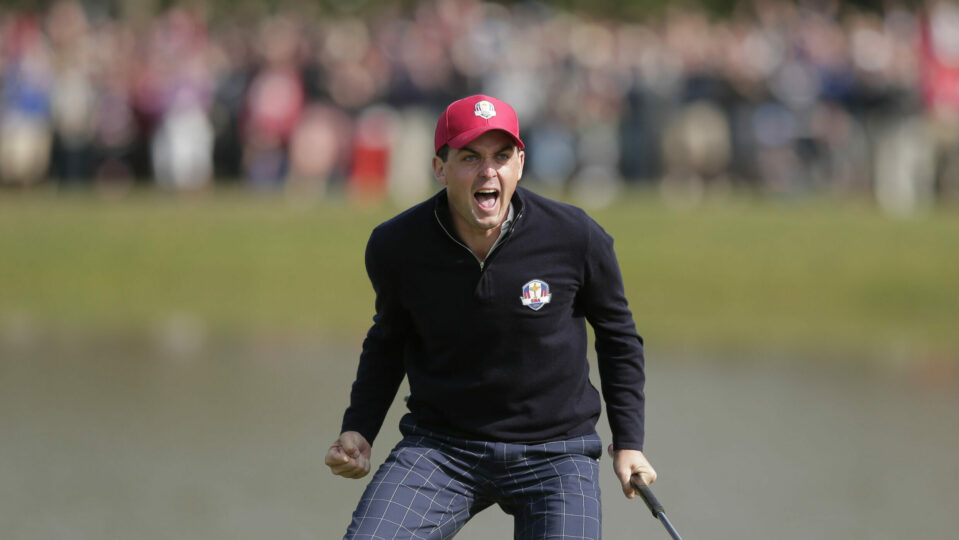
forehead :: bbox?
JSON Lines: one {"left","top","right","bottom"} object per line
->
{"left": 454, "top": 130, "right": 516, "bottom": 153}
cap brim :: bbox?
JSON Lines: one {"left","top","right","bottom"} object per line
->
{"left": 447, "top": 126, "right": 524, "bottom": 150}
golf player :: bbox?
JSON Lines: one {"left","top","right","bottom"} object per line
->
{"left": 326, "top": 94, "right": 655, "bottom": 539}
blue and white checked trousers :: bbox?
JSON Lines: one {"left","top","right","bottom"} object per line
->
{"left": 344, "top": 415, "right": 603, "bottom": 539}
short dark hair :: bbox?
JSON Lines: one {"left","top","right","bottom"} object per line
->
{"left": 436, "top": 144, "right": 451, "bottom": 162}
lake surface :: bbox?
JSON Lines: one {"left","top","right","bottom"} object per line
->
{"left": 2, "top": 339, "right": 957, "bottom": 539}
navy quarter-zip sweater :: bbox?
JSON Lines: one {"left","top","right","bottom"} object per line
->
{"left": 341, "top": 186, "right": 646, "bottom": 451}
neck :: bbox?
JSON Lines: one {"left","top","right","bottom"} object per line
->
{"left": 453, "top": 219, "right": 502, "bottom": 262}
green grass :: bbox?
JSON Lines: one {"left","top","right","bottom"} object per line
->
{"left": 2, "top": 189, "right": 957, "bottom": 360}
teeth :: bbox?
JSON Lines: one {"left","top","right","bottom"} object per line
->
{"left": 477, "top": 190, "right": 497, "bottom": 194}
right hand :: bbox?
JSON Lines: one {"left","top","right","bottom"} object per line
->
{"left": 325, "top": 431, "right": 372, "bottom": 479}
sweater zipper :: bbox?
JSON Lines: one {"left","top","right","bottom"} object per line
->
{"left": 434, "top": 209, "right": 521, "bottom": 271}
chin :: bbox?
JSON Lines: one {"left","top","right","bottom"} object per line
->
{"left": 472, "top": 217, "right": 501, "bottom": 231}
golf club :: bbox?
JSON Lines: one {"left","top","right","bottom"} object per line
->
{"left": 630, "top": 474, "right": 683, "bottom": 540}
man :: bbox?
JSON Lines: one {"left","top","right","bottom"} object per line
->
{"left": 326, "top": 94, "right": 655, "bottom": 539}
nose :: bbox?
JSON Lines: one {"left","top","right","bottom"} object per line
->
{"left": 480, "top": 159, "right": 497, "bottom": 178}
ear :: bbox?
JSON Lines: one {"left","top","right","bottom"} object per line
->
{"left": 432, "top": 155, "right": 448, "bottom": 186}
{"left": 517, "top": 149, "right": 525, "bottom": 181}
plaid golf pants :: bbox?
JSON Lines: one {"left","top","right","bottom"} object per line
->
{"left": 344, "top": 415, "right": 603, "bottom": 539}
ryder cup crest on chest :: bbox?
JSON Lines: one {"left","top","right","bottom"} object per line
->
{"left": 520, "top": 279, "right": 552, "bottom": 311}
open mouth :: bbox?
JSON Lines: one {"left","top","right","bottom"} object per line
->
{"left": 474, "top": 189, "right": 499, "bottom": 211}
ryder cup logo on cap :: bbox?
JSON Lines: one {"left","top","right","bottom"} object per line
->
{"left": 435, "top": 94, "right": 525, "bottom": 153}
{"left": 521, "top": 279, "right": 551, "bottom": 311}
{"left": 474, "top": 100, "right": 496, "bottom": 119}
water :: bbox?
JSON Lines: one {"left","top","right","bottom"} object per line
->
{"left": 2, "top": 340, "right": 957, "bottom": 539}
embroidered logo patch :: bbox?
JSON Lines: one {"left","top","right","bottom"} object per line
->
{"left": 474, "top": 100, "right": 497, "bottom": 119}
{"left": 520, "top": 279, "right": 551, "bottom": 311}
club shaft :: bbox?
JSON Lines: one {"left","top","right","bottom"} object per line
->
{"left": 631, "top": 475, "right": 683, "bottom": 540}
{"left": 657, "top": 512, "right": 683, "bottom": 540}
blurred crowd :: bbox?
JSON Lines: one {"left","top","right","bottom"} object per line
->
{"left": 1, "top": 0, "right": 958, "bottom": 213}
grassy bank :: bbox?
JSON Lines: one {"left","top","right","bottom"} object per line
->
{"left": 2, "top": 190, "right": 957, "bottom": 361}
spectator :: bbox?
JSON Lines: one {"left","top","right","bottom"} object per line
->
{"left": 241, "top": 15, "right": 304, "bottom": 189}
{"left": 47, "top": 0, "right": 96, "bottom": 187}
{"left": 148, "top": 6, "right": 215, "bottom": 191}
{"left": 0, "top": 14, "right": 53, "bottom": 186}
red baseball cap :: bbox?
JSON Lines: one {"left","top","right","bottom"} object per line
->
{"left": 434, "top": 94, "right": 524, "bottom": 154}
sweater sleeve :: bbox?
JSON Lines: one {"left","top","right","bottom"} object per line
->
{"left": 580, "top": 219, "right": 646, "bottom": 451}
{"left": 340, "top": 228, "right": 409, "bottom": 446}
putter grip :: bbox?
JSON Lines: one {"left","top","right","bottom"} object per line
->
{"left": 631, "top": 475, "right": 664, "bottom": 517}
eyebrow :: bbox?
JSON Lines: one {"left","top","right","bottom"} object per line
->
{"left": 459, "top": 145, "right": 514, "bottom": 157}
